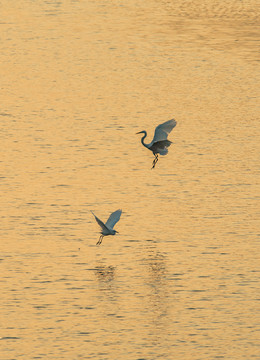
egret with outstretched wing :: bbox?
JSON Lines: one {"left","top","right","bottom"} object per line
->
{"left": 91, "top": 209, "right": 122, "bottom": 245}
{"left": 137, "top": 119, "right": 177, "bottom": 168}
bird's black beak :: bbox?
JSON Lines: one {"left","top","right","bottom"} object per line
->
{"left": 136, "top": 131, "right": 142, "bottom": 134}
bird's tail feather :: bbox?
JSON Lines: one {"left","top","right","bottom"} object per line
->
{"left": 158, "top": 148, "right": 168, "bottom": 155}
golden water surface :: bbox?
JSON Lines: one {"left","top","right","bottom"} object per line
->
{"left": 1, "top": 0, "right": 259, "bottom": 359}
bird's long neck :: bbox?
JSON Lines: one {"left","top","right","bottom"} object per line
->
{"left": 140, "top": 131, "right": 149, "bottom": 148}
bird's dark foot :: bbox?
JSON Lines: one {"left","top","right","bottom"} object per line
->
{"left": 96, "top": 236, "right": 103, "bottom": 245}
{"left": 151, "top": 155, "right": 158, "bottom": 169}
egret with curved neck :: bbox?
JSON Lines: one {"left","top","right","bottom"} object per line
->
{"left": 136, "top": 119, "right": 177, "bottom": 169}
{"left": 138, "top": 131, "right": 149, "bottom": 148}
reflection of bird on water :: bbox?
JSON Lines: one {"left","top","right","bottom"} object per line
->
{"left": 136, "top": 119, "right": 177, "bottom": 169}
{"left": 94, "top": 265, "right": 115, "bottom": 282}
{"left": 91, "top": 209, "right": 122, "bottom": 245}
{"left": 146, "top": 252, "right": 167, "bottom": 281}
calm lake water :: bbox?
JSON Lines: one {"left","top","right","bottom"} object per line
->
{"left": 0, "top": 0, "right": 259, "bottom": 359}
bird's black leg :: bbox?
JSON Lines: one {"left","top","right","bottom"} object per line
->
{"left": 154, "top": 155, "right": 159, "bottom": 168}
{"left": 152, "top": 155, "right": 156, "bottom": 169}
{"left": 96, "top": 235, "right": 103, "bottom": 246}
{"left": 152, "top": 154, "right": 158, "bottom": 169}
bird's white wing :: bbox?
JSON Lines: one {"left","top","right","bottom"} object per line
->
{"left": 105, "top": 209, "right": 122, "bottom": 230}
{"left": 151, "top": 119, "right": 177, "bottom": 144}
{"left": 91, "top": 211, "right": 109, "bottom": 232}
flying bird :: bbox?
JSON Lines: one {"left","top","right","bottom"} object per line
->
{"left": 91, "top": 209, "right": 122, "bottom": 245}
{"left": 136, "top": 119, "right": 177, "bottom": 168}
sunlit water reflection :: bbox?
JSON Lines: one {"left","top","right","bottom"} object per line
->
{"left": 0, "top": 0, "right": 259, "bottom": 359}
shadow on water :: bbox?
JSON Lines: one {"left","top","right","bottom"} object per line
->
{"left": 93, "top": 264, "right": 116, "bottom": 283}
{"left": 146, "top": 251, "right": 167, "bottom": 281}
{"left": 92, "top": 264, "right": 119, "bottom": 312}
{"left": 141, "top": 249, "right": 170, "bottom": 317}
{"left": 137, "top": 248, "right": 176, "bottom": 355}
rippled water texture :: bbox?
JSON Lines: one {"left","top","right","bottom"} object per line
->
{"left": 0, "top": 0, "right": 259, "bottom": 359}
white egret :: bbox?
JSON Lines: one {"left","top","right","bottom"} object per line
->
{"left": 136, "top": 119, "right": 177, "bottom": 168}
{"left": 91, "top": 209, "right": 122, "bottom": 245}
